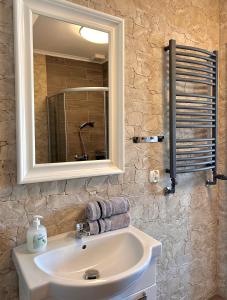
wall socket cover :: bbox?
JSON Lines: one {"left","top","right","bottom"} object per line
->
{"left": 149, "top": 170, "right": 160, "bottom": 183}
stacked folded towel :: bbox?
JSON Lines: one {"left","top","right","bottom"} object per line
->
{"left": 85, "top": 197, "right": 130, "bottom": 235}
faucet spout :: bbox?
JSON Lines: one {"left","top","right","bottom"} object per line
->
{"left": 75, "top": 223, "right": 90, "bottom": 239}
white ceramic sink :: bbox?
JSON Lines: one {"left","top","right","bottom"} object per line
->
{"left": 13, "top": 226, "right": 161, "bottom": 300}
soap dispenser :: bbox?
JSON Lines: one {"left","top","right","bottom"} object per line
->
{"left": 26, "top": 215, "right": 47, "bottom": 253}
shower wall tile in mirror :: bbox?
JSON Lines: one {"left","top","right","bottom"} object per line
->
{"left": 33, "top": 14, "right": 109, "bottom": 164}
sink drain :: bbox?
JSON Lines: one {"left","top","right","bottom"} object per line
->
{"left": 84, "top": 269, "right": 100, "bottom": 280}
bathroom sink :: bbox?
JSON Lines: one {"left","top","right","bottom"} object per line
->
{"left": 13, "top": 226, "right": 161, "bottom": 300}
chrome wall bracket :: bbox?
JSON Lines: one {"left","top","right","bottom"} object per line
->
{"left": 132, "top": 136, "right": 164, "bottom": 143}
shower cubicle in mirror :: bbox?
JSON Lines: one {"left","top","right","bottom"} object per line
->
{"left": 14, "top": 0, "right": 124, "bottom": 183}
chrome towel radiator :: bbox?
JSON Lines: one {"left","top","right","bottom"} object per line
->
{"left": 164, "top": 39, "right": 227, "bottom": 194}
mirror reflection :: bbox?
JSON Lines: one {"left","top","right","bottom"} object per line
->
{"left": 33, "top": 14, "right": 109, "bottom": 164}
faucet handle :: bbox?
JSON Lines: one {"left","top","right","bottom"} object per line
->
{"left": 84, "top": 229, "right": 90, "bottom": 236}
{"left": 82, "top": 222, "right": 90, "bottom": 236}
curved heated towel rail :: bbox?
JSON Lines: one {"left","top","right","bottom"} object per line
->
{"left": 164, "top": 39, "right": 227, "bottom": 194}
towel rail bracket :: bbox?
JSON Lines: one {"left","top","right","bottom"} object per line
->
{"left": 164, "top": 177, "right": 176, "bottom": 194}
{"left": 206, "top": 174, "right": 227, "bottom": 185}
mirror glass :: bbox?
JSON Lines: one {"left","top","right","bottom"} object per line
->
{"left": 33, "top": 14, "right": 109, "bottom": 164}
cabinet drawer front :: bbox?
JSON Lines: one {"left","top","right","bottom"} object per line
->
{"left": 126, "top": 285, "right": 156, "bottom": 300}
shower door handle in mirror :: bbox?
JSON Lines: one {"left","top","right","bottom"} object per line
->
{"left": 14, "top": 0, "right": 124, "bottom": 184}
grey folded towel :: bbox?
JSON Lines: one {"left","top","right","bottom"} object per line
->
{"left": 104, "top": 217, "right": 112, "bottom": 232}
{"left": 109, "top": 212, "right": 130, "bottom": 231}
{"left": 110, "top": 197, "right": 130, "bottom": 216}
{"left": 99, "top": 199, "right": 113, "bottom": 218}
{"left": 85, "top": 201, "right": 101, "bottom": 221}
{"left": 99, "top": 218, "right": 106, "bottom": 233}
{"left": 87, "top": 212, "right": 130, "bottom": 235}
{"left": 85, "top": 197, "right": 130, "bottom": 221}
{"left": 87, "top": 220, "right": 99, "bottom": 235}
{"left": 105, "top": 200, "right": 113, "bottom": 217}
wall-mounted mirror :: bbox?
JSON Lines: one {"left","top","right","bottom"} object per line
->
{"left": 14, "top": 0, "right": 124, "bottom": 183}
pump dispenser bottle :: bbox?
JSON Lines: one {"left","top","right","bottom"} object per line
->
{"left": 26, "top": 215, "right": 47, "bottom": 253}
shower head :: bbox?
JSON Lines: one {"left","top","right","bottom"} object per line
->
{"left": 79, "top": 121, "right": 95, "bottom": 129}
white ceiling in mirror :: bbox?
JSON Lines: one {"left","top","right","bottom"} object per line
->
{"left": 33, "top": 14, "right": 108, "bottom": 62}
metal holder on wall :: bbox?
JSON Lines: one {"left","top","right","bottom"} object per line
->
{"left": 132, "top": 136, "right": 164, "bottom": 143}
{"left": 164, "top": 39, "right": 227, "bottom": 194}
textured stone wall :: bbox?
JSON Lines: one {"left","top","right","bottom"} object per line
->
{"left": 218, "top": 1, "right": 227, "bottom": 298}
{"left": 45, "top": 56, "right": 104, "bottom": 96}
{"left": 0, "top": 0, "right": 221, "bottom": 300}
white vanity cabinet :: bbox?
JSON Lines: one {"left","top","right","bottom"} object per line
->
{"left": 113, "top": 258, "right": 158, "bottom": 300}
{"left": 13, "top": 226, "right": 161, "bottom": 300}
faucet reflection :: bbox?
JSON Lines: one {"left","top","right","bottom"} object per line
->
{"left": 75, "top": 121, "right": 95, "bottom": 161}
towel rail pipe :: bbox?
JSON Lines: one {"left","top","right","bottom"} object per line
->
{"left": 176, "top": 160, "right": 215, "bottom": 167}
{"left": 176, "top": 106, "right": 215, "bottom": 111}
{"left": 176, "top": 155, "right": 215, "bottom": 161}
{"left": 176, "top": 71, "right": 215, "bottom": 80}
{"left": 169, "top": 39, "right": 177, "bottom": 181}
{"left": 176, "top": 138, "right": 215, "bottom": 142}
{"left": 176, "top": 44, "right": 216, "bottom": 56}
{"left": 176, "top": 149, "right": 215, "bottom": 155}
{"left": 176, "top": 92, "right": 215, "bottom": 99}
{"left": 176, "top": 118, "right": 215, "bottom": 122}
{"left": 176, "top": 64, "right": 215, "bottom": 74}
{"left": 176, "top": 51, "right": 216, "bottom": 62}
{"left": 176, "top": 77, "right": 215, "bottom": 86}
{"left": 176, "top": 144, "right": 215, "bottom": 149}
{"left": 176, "top": 166, "right": 215, "bottom": 173}
{"left": 176, "top": 58, "right": 215, "bottom": 68}
{"left": 176, "top": 100, "right": 215, "bottom": 105}
{"left": 176, "top": 125, "right": 215, "bottom": 128}
{"left": 176, "top": 112, "right": 215, "bottom": 116}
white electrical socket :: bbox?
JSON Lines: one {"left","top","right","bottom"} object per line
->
{"left": 149, "top": 170, "right": 160, "bottom": 183}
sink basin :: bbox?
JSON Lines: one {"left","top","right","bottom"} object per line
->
{"left": 13, "top": 226, "right": 161, "bottom": 300}
{"left": 35, "top": 231, "right": 144, "bottom": 280}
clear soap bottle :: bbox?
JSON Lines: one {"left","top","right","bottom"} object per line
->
{"left": 26, "top": 215, "right": 47, "bottom": 253}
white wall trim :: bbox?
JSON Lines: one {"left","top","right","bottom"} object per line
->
{"left": 14, "top": 0, "right": 124, "bottom": 184}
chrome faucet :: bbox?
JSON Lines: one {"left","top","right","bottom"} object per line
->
{"left": 75, "top": 223, "right": 90, "bottom": 239}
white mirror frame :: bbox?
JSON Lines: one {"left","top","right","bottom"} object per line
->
{"left": 14, "top": 0, "right": 124, "bottom": 184}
